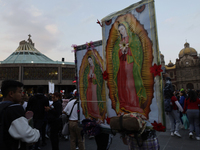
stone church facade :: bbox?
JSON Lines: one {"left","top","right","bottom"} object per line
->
{"left": 161, "top": 42, "right": 200, "bottom": 90}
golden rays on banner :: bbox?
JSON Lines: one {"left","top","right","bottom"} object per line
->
{"left": 79, "top": 50, "right": 107, "bottom": 121}
{"left": 106, "top": 14, "right": 154, "bottom": 118}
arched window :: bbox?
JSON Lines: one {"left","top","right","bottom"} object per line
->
{"left": 186, "top": 83, "right": 194, "bottom": 90}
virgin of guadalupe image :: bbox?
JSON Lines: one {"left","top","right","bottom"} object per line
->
{"left": 79, "top": 50, "right": 106, "bottom": 121}
{"left": 106, "top": 14, "right": 154, "bottom": 118}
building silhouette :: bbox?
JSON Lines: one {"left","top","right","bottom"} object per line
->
{"left": 0, "top": 35, "right": 75, "bottom": 95}
{"left": 161, "top": 42, "right": 200, "bottom": 90}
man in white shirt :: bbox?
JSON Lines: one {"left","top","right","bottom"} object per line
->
{"left": 63, "top": 90, "right": 85, "bottom": 150}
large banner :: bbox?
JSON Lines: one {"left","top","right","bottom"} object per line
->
{"left": 75, "top": 0, "right": 164, "bottom": 125}
{"left": 101, "top": 0, "right": 164, "bottom": 124}
{"left": 75, "top": 41, "right": 107, "bottom": 122}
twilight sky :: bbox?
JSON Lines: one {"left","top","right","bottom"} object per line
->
{"left": 0, "top": 0, "right": 199, "bottom": 64}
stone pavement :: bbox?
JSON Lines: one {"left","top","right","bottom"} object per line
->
{"left": 156, "top": 114, "right": 200, "bottom": 150}
{"left": 41, "top": 116, "right": 200, "bottom": 150}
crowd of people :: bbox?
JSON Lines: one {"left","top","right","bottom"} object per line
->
{"left": 164, "top": 74, "right": 200, "bottom": 140}
{"left": 0, "top": 76, "right": 200, "bottom": 150}
{"left": 0, "top": 79, "right": 87, "bottom": 150}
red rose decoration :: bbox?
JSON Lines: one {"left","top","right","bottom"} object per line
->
{"left": 102, "top": 71, "right": 108, "bottom": 80}
{"left": 96, "top": 19, "right": 102, "bottom": 27}
{"left": 150, "top": 63, "right": 163, "bottom": 77}
{"left": 106, "top": 117, "right": 110, "bottom": 124}
{"left": 151, "top": 121, "right": 166, "bottom": 132}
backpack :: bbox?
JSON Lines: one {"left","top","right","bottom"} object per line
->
{"left": 0, "top": 101, "right": 13, "bottom": 149}
{"left": 164, "top": 98, "right": 173, "bottom": 112}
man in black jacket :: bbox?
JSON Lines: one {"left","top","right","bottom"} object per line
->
{"left": 45, "top": 92, "right": 62, "bottom": 150}
{"left": 26, "top": 86, "right": 49, "bottom": 150}
{"left": 0, "top": 80, "right": 40, "bottom": 150}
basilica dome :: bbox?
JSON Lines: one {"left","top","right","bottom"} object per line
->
{"left": 179, "top": 42, "right": 197, "bottom": 58}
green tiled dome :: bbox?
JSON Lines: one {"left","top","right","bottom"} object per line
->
{"left": 2, "top": 35, "right": 54, "bottom": 64}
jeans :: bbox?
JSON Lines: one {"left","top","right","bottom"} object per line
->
{"left": 168, "top": 110, "right": 181, "bottom": 132}
{"left": 187, "top": 109, "right": 200, "bottom": 137}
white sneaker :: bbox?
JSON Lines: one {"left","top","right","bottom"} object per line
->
{"left": 171, "top": 132, "right": 174, "bottom": 136}
{"left": 189, "top": 132, "right": 193, "bottom": 139}
{"left": 174, "top": 131, "right": 181, "bottom": 138}
{"left": 76, "top": 147, "right": 79, "bottom": 150}
{"left": 64, "top": 135, "right": 69, "bottom": 140}
{"left": 196, "top": 137, "right": 200, "bottom": 141}
{"left": 45, "top": 134, "right": 49, "bottom": 139}
{"left": 89, "top": 135, "right": 94, "bottom": 139}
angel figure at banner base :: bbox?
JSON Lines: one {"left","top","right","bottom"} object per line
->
{"left": 79, "top": 50, "right": 106, "bottom": 121}
{"left": 106, "top": 14, "right": 154, "bottom": 118}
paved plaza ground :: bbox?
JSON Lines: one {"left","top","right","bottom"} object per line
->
{"left": 41, "top": 116, "right": 200, "bottom": 150}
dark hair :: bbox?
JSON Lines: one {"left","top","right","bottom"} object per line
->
{"left": 1, "top": 80, "right": 23, "bottom": 98}
{"left": 181, "top": 90, "right": 186, "bottom": 97}
{"left": 37, "top": 86, "right": 44, "bottom": 93}
{"left": 53, "top": 92, "right": 60, "bottom": 98}
{"left": 58, "top": 93, "right": 62, "bottom": 99}
{"left": 187, "top": 90, "right": 197, "bottom": 102}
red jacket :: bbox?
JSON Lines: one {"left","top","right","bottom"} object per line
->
{"left": 171, "top": 96, "right": 178, "bottom": 110}
{"left": 183, "top": 98, "right": 200, "bottom": 113}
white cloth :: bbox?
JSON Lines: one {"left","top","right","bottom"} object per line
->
{"left": 49, "top": 101, "right": 53, "bottom": 106}
{"left": 175, "top": 101, "right": 183, "bottom": 112}
{"left": 22, "top": 101, "right": 27, "bottom": 110}
{"left": 8, "top": 116, "right": 40, "bottom": 143}
{"left": 63, "top": 99, "right": 77, "bottom": 120}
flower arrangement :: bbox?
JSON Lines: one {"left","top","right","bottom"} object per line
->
{"left": 71, "top": 44, "right": 77, "bottom": 53}
{"left": 86, "top": 41, "right": 95, "bottom": 50}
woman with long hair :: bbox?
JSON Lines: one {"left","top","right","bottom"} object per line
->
{"left": 183, "top": 90, "right": 200, "bottom": 140}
